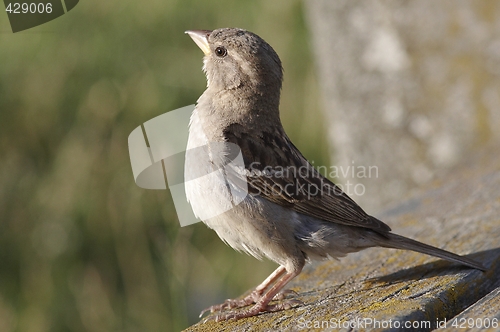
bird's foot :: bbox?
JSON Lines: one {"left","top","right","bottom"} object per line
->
{"left": 199, "top": 289, "right": 263, "bottom": 317}
{"left": 199, "top": 288, "right": 298, "bottom": 318}
{"left": 203, "top": 299, "right": 303, "bottom": 322}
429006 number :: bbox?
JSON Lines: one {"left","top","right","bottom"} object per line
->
{"left": 451, "top": 317, "right": 498, "bottom": 329}
{"left": 6, "top": 2, "right": 53, "bottom": 14}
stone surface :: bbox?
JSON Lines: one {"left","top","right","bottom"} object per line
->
{"left": 303, "top": 0, "right": 500, "bottom": 212}
{"left": 185, "top": 144, "right": 500, "bottom": 331}
{"left": 440, "top": 287, "right": 500, "bottom": 332}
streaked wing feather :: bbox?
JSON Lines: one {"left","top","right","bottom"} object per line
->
{"left": 224, "top": 124, "right": 391, "bottom": 234}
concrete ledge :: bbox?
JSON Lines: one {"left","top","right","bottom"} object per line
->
{"left": 185, "top": 145, "right": 500, "bottom": 331}
{"left": 440, "top": 287, "right": 500, "bottom": 332}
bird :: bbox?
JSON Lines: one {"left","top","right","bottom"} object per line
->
{"left": 184, "top": 28, "right": 486, "bottom": 322}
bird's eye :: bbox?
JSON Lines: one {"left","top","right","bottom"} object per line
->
{"left": 214, "top": 46, "right": 227, "bottom": 57}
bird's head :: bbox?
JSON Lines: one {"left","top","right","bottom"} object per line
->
{"left": 186, "top": 28, "right": 283, "bottom": 99}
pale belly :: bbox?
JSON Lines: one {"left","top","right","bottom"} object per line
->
{"left": 184, "top": 111, "right": 299, "bottom": 265}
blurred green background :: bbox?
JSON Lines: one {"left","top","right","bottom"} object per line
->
{"left": 0, "top": 1, "right": 328, "bottom": 331}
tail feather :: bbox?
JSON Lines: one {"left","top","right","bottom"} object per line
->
{"left": 377, "top": 233, "right": 486, "bottom": 271}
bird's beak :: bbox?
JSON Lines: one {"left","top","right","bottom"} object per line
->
{"left": 185, "top": 30, "right": 212, "bottom": 56}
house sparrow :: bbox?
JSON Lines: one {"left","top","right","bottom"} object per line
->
{"left": 184, "top": 28, "right": 486, "bottom": 322}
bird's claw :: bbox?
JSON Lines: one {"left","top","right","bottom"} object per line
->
{"left": 199, "top": 290, "right": 263, "bottom": 318}
{"left": 202, "top": 299, "right": 303, "bottom": 322}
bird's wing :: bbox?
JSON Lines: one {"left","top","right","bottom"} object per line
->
{"left": 223, "top": 124, "right": 391, "bottom": 233}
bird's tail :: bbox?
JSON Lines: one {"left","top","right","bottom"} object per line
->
{"left": 376, "top": 232, "right": 486, "bottom": 271}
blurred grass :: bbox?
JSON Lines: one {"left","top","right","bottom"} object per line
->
{"left": 0, "top": 1, "right": 328, "bottom": 331}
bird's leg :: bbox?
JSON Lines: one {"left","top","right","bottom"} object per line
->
{"left": 252, "top": 266, "right": 298, "bottom": 301}
{"left": 199, "top": 266, "right": 286, "bottom": 317}
{"left": 209, "top": 268, "right": 302, "bottom": 322}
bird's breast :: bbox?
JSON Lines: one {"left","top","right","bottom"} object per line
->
{"left": 184, "top": 110, "right": 245, "bottom": 222}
